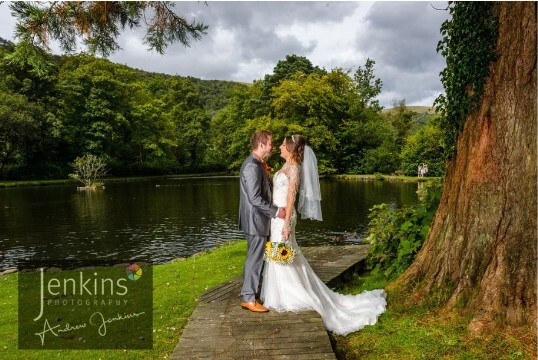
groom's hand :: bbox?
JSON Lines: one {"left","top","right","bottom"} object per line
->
{"left": 277, "top": 207, "right": 286, "bottom": 219}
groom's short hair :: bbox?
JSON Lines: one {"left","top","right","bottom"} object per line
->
{"left": 250, "top": 130, "right": 272, "bottom": 150}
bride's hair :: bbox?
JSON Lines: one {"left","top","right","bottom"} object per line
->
{"left": 285, "top": 134, "right": 306, "bottom": 164}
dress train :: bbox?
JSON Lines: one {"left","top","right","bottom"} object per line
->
{"left": 260, "top": 167, "right": 387, "bottom": 335}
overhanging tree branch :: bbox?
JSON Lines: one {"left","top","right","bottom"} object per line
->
{"left": 6, "top": 1, "right": 208, "bottom": 74}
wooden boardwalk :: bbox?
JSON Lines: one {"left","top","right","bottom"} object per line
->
{"left": 172, "top": 245, "right": 369, "bottom": 359}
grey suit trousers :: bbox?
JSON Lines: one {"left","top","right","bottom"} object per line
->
{"left": 240, "top": 234, "right": 267, "bottom": 302}
{"left": 238, "top": 154, "right": 276, "bottom": 303}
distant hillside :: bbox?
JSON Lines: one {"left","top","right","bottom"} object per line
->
{"left": 94, "top": 66, "right": 247, "bottom": 116}
{"left": 187, "top": 77, "right": 248, "bottom": 116}
{"left": 382, "top": 105, "right": 438, "bottom": 134}
{"left": 0, "top": 37, "right": 247, "bottom": 117}
{"left": 382, "top": 105, "right": 436, "bottom": 115}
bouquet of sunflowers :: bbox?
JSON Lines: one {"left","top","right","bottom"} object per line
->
{"left": 264, "top": 242, "right": 297, "bottom": 265}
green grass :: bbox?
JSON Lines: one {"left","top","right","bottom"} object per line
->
{"left": 0, "top": 179, "right": 74, "bottom": 188}
{"left": 0, "top": 172, "right": 228, "bottom": 188}
{"left": 0, "top": 241, "right": 247, "bottom": 359}
{"left": 1, "top": 244, "right": 533, "bottom": 359}
{"left": 0, "top": 172, "right": 436, "bottom": 189}
{"left": 332, "top": 174, "right": 441, "bottom": 182}
{"left": 332, "top": 272, "right": 535, "bottom": 360}
{"left": 0, "top": 173, "right": 437, "bottom": 188}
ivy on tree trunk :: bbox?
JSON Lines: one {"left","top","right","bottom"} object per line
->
{"left": 396, "top": 2, "right": 537, "bottom": 333}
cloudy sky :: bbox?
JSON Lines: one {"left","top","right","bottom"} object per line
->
{"left": 0, "top": 1, "right": 450, "bottom": 108}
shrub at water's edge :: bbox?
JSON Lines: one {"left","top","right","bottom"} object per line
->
{"left": 68, "top": 154, "right": 108, "bottom": 190}
{"left": 364, "top": 179, "right": 442, "bottom": 279}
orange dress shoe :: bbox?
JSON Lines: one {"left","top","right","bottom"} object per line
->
{"left": 241, "top": 301, "right": 269, "bottom": 312}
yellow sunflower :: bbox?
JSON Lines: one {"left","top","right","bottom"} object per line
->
{"left": 264, "top": 242, "right": 296, "bottom": 264}
{"left": 264, "top": 242, "right": 276, "bottom": 262}
{"left": 278, "top": 246, "right": 291, "bottom": 260}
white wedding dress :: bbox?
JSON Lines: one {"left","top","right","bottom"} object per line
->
{"left": 260, "top": 164, "right": 387, "bottom": 336}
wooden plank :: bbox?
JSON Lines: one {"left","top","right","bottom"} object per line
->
{"left": 172, "top": 245, "right": 368, "bottom": 360}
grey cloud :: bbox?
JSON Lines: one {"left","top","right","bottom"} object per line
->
{"left": 176, "top": 2, "right": 352, "bottom": 62}
{"left": 358, "top": 2, "right": 448, "bottom": 70}
{"left": 107, "top": 2, "right": 332, "bottom": 78}
{"left": 378, "top": 63, "right": 444, "bottom": 106}
{"left": 110, "top": 2, "right": 342, "bottom": 80}
{"left": 354, "top": 2, "right": 449, "bottom": 105}
{"left": 194, "top": 2, "right": 359, "bottom": 29}
{"left": 0, "top": 3, "right": 15, "bottom": 41}
{"left": 236, "top": 28, "right": 315, "bottom": 62}
{"left": 109, "top": 30, "right": 243, "bottom": 81}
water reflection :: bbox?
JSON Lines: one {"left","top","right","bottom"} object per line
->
{"left": 0, "top": 178, "right": 418, "bottom": 270}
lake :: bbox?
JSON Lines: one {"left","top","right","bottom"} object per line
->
{"left": 0, "top": 177, "right": 419, "bottom": 270}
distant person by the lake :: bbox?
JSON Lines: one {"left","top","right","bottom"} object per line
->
{"left": 418, "top": 163, "right": 428, "bottom": 178}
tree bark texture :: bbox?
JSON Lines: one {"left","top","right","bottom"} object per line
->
{"left": 397, "top": 2, "right": 537, "bottom": 332}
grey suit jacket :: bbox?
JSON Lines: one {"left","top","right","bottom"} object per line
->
{"left": 238, "top": 154, "right": 278, "bottom": 236}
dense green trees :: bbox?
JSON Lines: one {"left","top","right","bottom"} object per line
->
{"left": 0, "top": 36, "right": 446, "bottom": 179}
{"left": 400, "top": 118, "right": 445, "bottom": 176}
{"left": 0, "top": 91, "right": 43, "bottom": 175}
{"left": 211, "top": 57, "right": 445, "bottom": 176}
{"left": 0, "top": 39, "right": 216, "bottom": 178}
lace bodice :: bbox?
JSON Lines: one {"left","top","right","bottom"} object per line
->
{"left": 271, "top": 163, "right": 300, "bottom": 242}
{"left": 273, "top": 163, "right": 301, "bottom": 207}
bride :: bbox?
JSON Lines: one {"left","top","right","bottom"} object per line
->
{"left": 260, "top": 134, "right": 387, "bottom": 336}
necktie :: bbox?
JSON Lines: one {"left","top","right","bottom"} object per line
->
{"left": 261, "top": 161, "right": 270, "bottom": 176}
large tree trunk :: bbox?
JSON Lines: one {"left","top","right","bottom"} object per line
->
{"left": 396, "top": 2, "right": 536, "bottom": 333}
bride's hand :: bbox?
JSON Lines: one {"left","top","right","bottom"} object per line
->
{"left": 282, "top": 229, "right": 291, "bottom": 241}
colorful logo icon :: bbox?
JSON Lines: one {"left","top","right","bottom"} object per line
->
{"left": 126, "top": 264, "right": 143, "bottom": 280}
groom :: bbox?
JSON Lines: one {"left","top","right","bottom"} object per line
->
{"left": 239, "top": 130, "right": 285, "bottom": 312}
